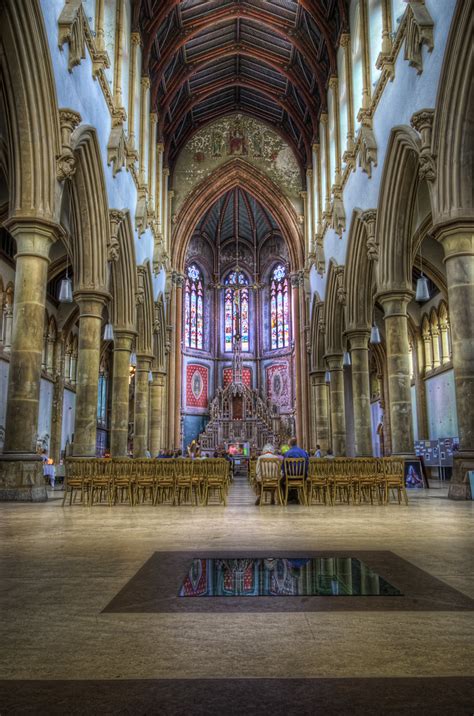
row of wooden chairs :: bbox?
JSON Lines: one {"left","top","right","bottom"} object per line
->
{"left": 62, "top": 458, "right": 230, "bottom": 507}
{"left": 249, "top": 457, "right": 408, "bottom": 506}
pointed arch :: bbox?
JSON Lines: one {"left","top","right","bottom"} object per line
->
{"left": 136, "top": 261, "right": 154, "bottom": 357}
{"left": 344, "top": 209, "right": 375, "bottom": 332}
{"left": 0, "top": 0, "right": 60, "bottom": 222}
{"left": 376, "top": 126, "right": 423, "bottom": 293}
{"left": 172, "top": 159, "right": 304, "bottom": 272}
{"left": 69, "top": 126, "right": 110, "bottom": 293}
{"left": 324, "top": 259, "right": 345, "bottom": 356}
{"left": 432, "top": 0, "right": 474, "bottom": 225}
{"left": 110, "top": 211, "right": 138, "bottom": 332}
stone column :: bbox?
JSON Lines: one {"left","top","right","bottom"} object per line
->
{"left": 298, "top": 272, "right": 309, "bottom": 448}
{"left": 313, "top": 370, "right": 330, "bottom": 451}
{"left": 110, "top": 331, "right": 134, "bottom": 456}
{"left": 166, "top": 277, "right": 177, "bottom": 448}
{"left": 347, "top": 330, "right": 373, "bottom": 456}
{"left": 0, "top": 221, "right": 58, "bottom": 501}
{"left": 49, "top": 338, "right": 65, "bottom": 465}
{"left": 326, "top": 354, "right": 346, "bottom": 455}
{"left": 150, "top": 371, "right": 165, "bottom": 455}
{"left": 437, "top": 225, "right": 474, "bottom": 498}
{"left": 134, "top": 355, "right": 151, "bottom": 457}
{"left": 291, "top": 274, "right": 303, "bottom": 444}
{"left": 174, "top": 274, "right": 184, "bottom": 449}
{"left": 378, "top": 291, "right": 414, "bottom": 455}
{"left": 73, "top": 292, "right": 109, "bottom": 457}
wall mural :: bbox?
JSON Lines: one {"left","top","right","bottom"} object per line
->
{"left": 186, "top": 364, "right": 209, "bottom": 409}
{"left": 266, "top": 364, "right": 291, "bottom": 412}
{"left": 173, "top": 114, "right": 303, "bottom": 217}
{"left": 223, "top": 367, "right": 251, "bottom": 389}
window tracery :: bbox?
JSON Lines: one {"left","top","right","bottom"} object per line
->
{"left": 270, "top": 265, "right": 290, "bottom": 350}
{"left": 184, "top": 264, "right": 204, "bottom": 350}
{"left": 224, "top": 271, "right": 249, "bottom": 352}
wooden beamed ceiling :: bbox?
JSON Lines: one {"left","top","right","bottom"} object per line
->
{"left": 137, "top": 0, "right": 348, "bottom": 169}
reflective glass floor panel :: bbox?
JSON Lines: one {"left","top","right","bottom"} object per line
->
{"left": 178, "top": 557, "right": 403, "bottom": 597}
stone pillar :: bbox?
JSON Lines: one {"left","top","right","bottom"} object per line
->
{"left": 291, "top": 274, "right": 303, "bottom": 444}
{"left": 326, "top": 354, "right": 346, "bottom": 455}
{"left": 437, "top": 225, "right": 474, "bottom": 498}
{"left": 150, "top": 371, "right": 165, "bottom": 455}
{"left": 174, "top": 274, "right": 184, "bottom": 449}
{"left": 0, "top": 220, "right": 57, "bottom": 501}
{"left": 347, "top": 330, "right": 373, "bottom": 456}
{"left": 378, "top": 291, "right": 414, "bottom": 455}
{"left": 166, "top": 277, "right": 177, "bottom": 449}
{"left": 134, "top": 355, "right": 151, "bottom": 457}
{"left": 73, "top": 292, "right": 109, "bottom": 457}
{"left": 298, "top": 272, "right": 309, "bottom": 448}
{"left": 313, "top": 370, "right": 330, "bottom": 451}
{"left": 110, "top": 331, "right": 134, "bottom": 456}
{"left": 49, "top": 338, "right": 65, "bottom": 465}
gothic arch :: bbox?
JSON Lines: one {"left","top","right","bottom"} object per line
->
{"left": 376, "top": 126, "right": 423, "bottom": 294}
{"left": 324, "top": 260, "right": 346, "bottom": 356}
{"left": 110, "top": 211, "right": 138, "bottom": 333}
{"left": 69, "top": 126, "right": 110, "bottom": 293}
{"left": 344, "top": 209, "right": 375, "bottom": 333}
{"left": 172, "top": 159, "right": 304, "bottom": 273}
{"left": 432, "top": 0, "right": 474, "bottom": 225}
{"left": 136, "top": 261, "right": 154, "bottom": 357}
{"left": 0, "top": 0, "right": 60, "bottom": 223}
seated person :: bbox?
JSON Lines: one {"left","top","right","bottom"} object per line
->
{"left": 282, "top": 437, "right": 309, "bottom": 503}
{"left": 255, "top": 444, "right": 282, "bottom": 505}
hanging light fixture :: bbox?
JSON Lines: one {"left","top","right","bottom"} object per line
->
{"left": 103, "top": 322, "right": 114, "bottom": 341}
{"left": 148, "top": 370, "right": 153, "bottom": 383}
{"left": 415, "top": 273, "right": 430, "bottom": 302}
{"left": 59, "top": 254, "right": 73, "bottom": 303}
{"left": 370, "top": 324, "right": 381, "bottom": 344}
{"left": 343, "top": 350, "right": 351, "bottom": 367}
{"left": 325, "top": 370, "right": 331, "bottom": 384}
{"left": 130, "top": 351, "right": 137, "bottom": 366}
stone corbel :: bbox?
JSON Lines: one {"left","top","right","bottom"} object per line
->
{"left": 56, "top": 108, "right": 81, "bottom": 181}
{"left": 135, "top": 189, "right": 148, "bottom": 235}
{"left": 91, "top": 48, "right": 110, "bottom": 78}
{"left": 375, "top": 52, "right": 395, "bottom": 81}
{"left": 314, "top": 234, "right": 326, "bottom": 276}
{"left": 358, "top": 114, "right": 378, "bottom": 178}
{"left": 107, "top": 115, "right": 127, "bottom": 177}
{"left": 331, "top": 186, "right": 346, "bottom": 236}
{"left": 404, "top": 1, "right": 434, "bottom": 74}
{"left": 334, "top": 265, "right": 346, "bottom": 305}
{"left": 108, "top": 209, "right": 125, "bottom": 263}
{"left": 361, "top": 209, "right": 378, "bottom": 261}
{"left": 135, "top": 287, "right": 145, "bottom": 306}
{"left": 411, "top": 108, "right": 436, "bottom": 182}
{"left": 58, "top": 0, "right": 87, "bottom": 72}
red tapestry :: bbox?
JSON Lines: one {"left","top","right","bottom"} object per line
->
{"left": 223, "top": 367, "right": 251, "bottom": 388}
{"left": 186, "top": 365, "right": 208, "bottom": 408}
{"left": 266, "top": 363, "right": 291, "bottom": 411}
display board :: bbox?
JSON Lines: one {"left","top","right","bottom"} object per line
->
{"left": 414, "top": 440, "right": 439, "bottom": 467}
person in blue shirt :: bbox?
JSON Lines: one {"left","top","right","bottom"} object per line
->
{"left": 283, "top": 437, "right": 309, "bottom": 476}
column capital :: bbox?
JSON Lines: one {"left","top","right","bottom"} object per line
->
{"left": 432, "top": 220, "right": 474, "bottom": 260}
{"left": 325, "top": 353, "right": 343, "bottom": 371}
{"left": 346, "top": 329, "right": 370, "bottom": 350}
{"left": 136, "top": 355, "right": 153, "bottom": 368}
{"left": 113, "top": 331, "right": 136, "bottom": 351}
{"left": 377, "top": 290, "right": 414, "bottom": 317}
{"left": 4, "top": 217, "right": 64, "bottom": 260}
{"left": 73, "top": 290, "right": 111, "bottom": 317}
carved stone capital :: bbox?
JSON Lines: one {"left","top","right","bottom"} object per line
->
{"left": 358, "top": 116, "right": 378, "bottom": 178}
{"left": 411, "top": 108, "right": 436, "bottom": 182}
{"left": 135, "top": 189, "right": 148, "bottom": 235}
{"left": 56, "top": 108, "right": 81, "bottom": 181}
{"left": 331, "top": 186, "right": 346, "bottom": 237}
{"left": 334, "top": 265, "right": 346, "bottom": 305}
{"left": 108, "top": 209, "right": 125, "bottom": 262}
{"left": 361, "top": 209, "right": 379, "bottom": 261}
{"left": 107, "top": 123, "right": 127, "bottom": 176}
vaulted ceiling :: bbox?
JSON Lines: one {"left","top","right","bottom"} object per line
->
{"left": 136, "top": 0, "right": 348, "bottom": 169}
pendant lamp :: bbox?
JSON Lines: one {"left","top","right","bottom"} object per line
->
{"left": 343, "top": 350, "right": 351, "bottom": 367}
{"left": 416, "top": 243, "right": 430, "bottom": 303}
{"left": 325, "top": 370, "right": 331, "bottom": 384}
{"left": 370, "top": 324, "right": 381, "bottom": 344}
{"left": 130, "top": 351, "right": 137, "bottom": 366}
{"left": 148, "top": 370, "right": 153, "bottom": 383}
{"left": 103, "top": 322, "right": 114, "bottom": 341}
{"left": 59, "top": 256, "right": 73, "bottom": 303}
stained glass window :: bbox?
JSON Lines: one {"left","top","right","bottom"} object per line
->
{"left": 270, "top": 264, "right": 289, "bottom": 349}
{"left": 224, "top": 271, "right": 249, "bottom": 352}
{"left": 185, "top": 264, "right": 204, "bottom": 350}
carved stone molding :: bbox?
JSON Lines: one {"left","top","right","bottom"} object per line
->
{"left": 411, "top": 108, "right": 436, "bottom": 182}
{"left": 315, "top": 236, "right": 326, "bottom": 276}
{"left": 107, "top": 123, "right": 127, "bottom": 176}
{"left": 331, "top": 186, "right": 346, "bottom": 236}
{"left": 108, "top": 209, "right": 125, "bottom": 262}
{"left": 135, "top": 190, "right": 148, "bottom": 235}
{"left": 334, "top": 265, "right": 346, "bottom": 305}
{"left": 404, "top": 1, "right": 434, "bottom": 74}
{"left": 56, "top": 108, "right": 81, "bottom": 181}
{"left": 358, "top": 115, "right": 378, "bottom": 178}
{"left": 58, "top": 0, "right": 86, "bottom": 72}
{"left": 361, "top": 209, "right": 378, "bottom": 261}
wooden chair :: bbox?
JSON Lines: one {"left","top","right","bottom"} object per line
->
{"left": 111, "top": 458, "right": 135, "bottom": 506}
{"left": 308, "top": 458, "right": 332, "bottom": 505}
{"left": 258, "top": 457, "right": 283, "bottom": 506}
{"left": 175, "top": 458, "right": 195, "bottom": 505}
{"left": 282, "top": 457, "right": 308, "bottom": 505}
{"left": 62, "top": 458, "right": 91, "bottom": 506}
{"left": 248, "top": 459, "right": 257, "bottom": 489}
{"left": 202, "top": 459, "right": 227, "bottom": 506}
{"left": 382, "top": 457, "right": 409, "bottom": 505}
{"left": 155, "top": 459, "right": 176, "bottom": 505}
{"left": 90, "top": 459, "right": 113, "bottom": 506}
{"left": 354, "top": 458, "right": 382, "bottom": 505}
{"left": 330, "top": 458, "right": 354, "bottom": 504}
{"left": 135, "top": 459, "right": 156, "bottom": 505}
{"left": 191, "top": 459, "right": 207, "bottom": 505}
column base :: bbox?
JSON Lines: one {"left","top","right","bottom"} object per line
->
{"left": 447, "top": 453, "right": 474, "bottom": 501}
{"left": 0, "top": 454, "right": 48, "bottom": 502}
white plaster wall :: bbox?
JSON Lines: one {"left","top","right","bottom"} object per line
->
{"left": 38, "top": 378, "right": 54, "bottom": 448}
{"left": 425, "top": 369, "right": 459, "bottom": 439}
{"left": 313, "top": 0, "right": 456, "bottom": 303}
{"left": 40, "top": 0, "right": 154, "bottom": 270}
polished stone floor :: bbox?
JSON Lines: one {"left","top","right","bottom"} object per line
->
{"left": 1, "top": 478, "right": 473, "bottom": 714}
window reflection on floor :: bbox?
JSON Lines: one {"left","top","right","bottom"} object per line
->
{"left": 178, "top": 557, "right": 402, "bottom": 597}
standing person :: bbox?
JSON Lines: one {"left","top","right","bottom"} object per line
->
{"left": 314, "top": 444, "right": 322, "bottom": 458}
{"left": 283, "top": 437, "right": 309, "bottom": 503}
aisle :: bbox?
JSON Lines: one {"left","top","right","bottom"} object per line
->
{"left": 227, "top": 472, "right": 257, "bottom": 507}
